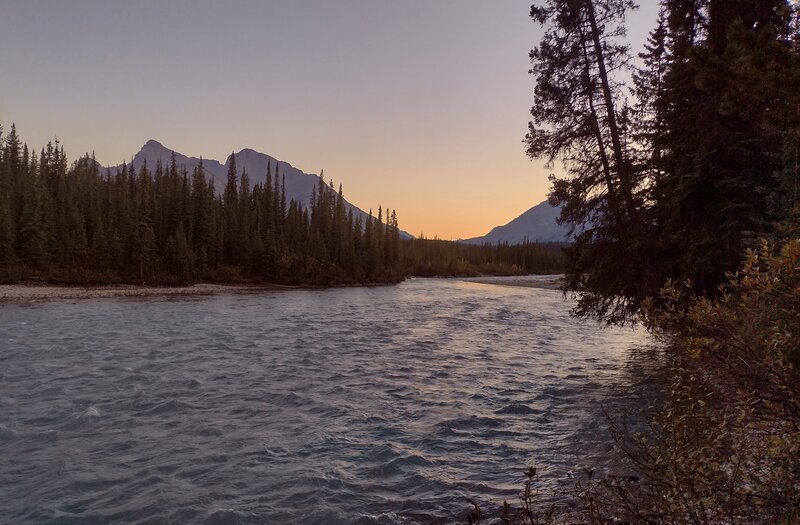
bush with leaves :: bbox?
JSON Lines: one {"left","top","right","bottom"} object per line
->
{"left": 582, "top": 239, "right": 800, "bottom": 523}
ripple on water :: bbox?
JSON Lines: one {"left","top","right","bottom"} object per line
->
{"left": 494, "top": 403, "right": 539, "bottom": 415}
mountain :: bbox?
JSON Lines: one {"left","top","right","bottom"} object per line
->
{"left": 110, "top": 140, "right": 409, "bottom": 236}
{"left": 462, "top": 200, "right": 571, "bottom": 245}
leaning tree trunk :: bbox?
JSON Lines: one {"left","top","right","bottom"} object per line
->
{"left": 585, "top": 0, "right": 638, "bottom": 225}
{"left": 578, "top": 18, "right": 624, "bottom": 226}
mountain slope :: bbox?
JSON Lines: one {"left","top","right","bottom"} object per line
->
{"left": 462, "top": 200, "right": 570, "bottom": 245}
{"left": 112, "top": 140, "right": 407, "bottom": 235}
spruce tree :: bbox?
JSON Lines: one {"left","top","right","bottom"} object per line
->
{"left": 223, "top": 152, "right": 239, "bottom": 265}
{"left": 135, "top": 161, "right": 157, "bottom": 282}
{"left": 239, "top": 167, "right": 252, "bottom": 271}
{"left": 649, "top": 0, "right": 800, "bottom": 296}
{"left": 17, "top": 152, "right": 48, "bottom": 269}
{"left": 527, "top": 0, "right": 648, "bottom": 323}
{"left": 0, "top": 125, "right": 16, "bottom": 269}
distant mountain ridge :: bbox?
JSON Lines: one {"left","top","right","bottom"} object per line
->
{"left": 462, "top": 200, "right": 570, "bottom": 245}
{"left": 109, "top": 140, "right": 410, "bottom": 237}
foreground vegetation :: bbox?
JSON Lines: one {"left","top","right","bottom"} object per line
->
{"left": 467, "top": 0, "right": 799, "bottom": 522}
{"left": 0, "top": 124, "right": 563, "bottom": 286}
{"left": 476, "top": 242, "right": 799, "bottom": 524}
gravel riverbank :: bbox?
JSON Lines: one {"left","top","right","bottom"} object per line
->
{"left": 0, "top": 283, "right": 284, "bottom": 302}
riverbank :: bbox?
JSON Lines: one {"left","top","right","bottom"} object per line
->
{"left": 0, "top": 274, "right": 565, "bottom": 303}
{"left": 0, "top": 283, "right": 289, "bottom": 302}
{"left": 460, "top": 274, "right": 564, "bottom": 290}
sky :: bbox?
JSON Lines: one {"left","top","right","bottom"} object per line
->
{"left": 0, "top": 1, "right": 658, "bottom": 240}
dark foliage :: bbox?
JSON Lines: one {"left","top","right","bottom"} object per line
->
{"left": 527, "top": 0, "right": 800, "bottom": 324}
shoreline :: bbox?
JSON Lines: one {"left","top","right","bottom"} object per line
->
{"left": 0, "top": 283, "right": 290, "bottom": 302}
{"left": 0, "top": 274, "right": 565, "bottom": 303}
{"left": 459, "top": 275, "right": 564, "bottom": 290}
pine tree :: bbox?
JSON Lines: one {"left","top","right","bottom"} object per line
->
{"left": 527, "top": 0, "right": 648, "bottom": 323}
{"left": 649, "top": 0, "right": 800, "bottom": 296}
{"left": 135, "top": 161, "right": 157, "bottom": 282}
{"left": 0, "top": 125, "right": 16, "bottom": 269}
{"left": 223, "top": 151, "right": 239, "bottom": 265}
{"left": 272, "top": 163, "right": 282, "bottom": 233}
{"left": 239, "top": 167, "right": 252, "bottom": 271}
{"left": 17, "top": 152, "right": 48, "bottom": 269}
{"left": 191, "top": 160, "right": 210, "bottom": 265}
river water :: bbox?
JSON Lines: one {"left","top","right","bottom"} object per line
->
{"left": 0, "top": 277, "right": 659, "bottom": 524}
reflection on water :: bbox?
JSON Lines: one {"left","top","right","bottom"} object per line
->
{"left": 0, "top": 278, "right": 660, "bottom": 524}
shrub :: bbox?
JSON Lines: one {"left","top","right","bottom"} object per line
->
{"left": 469, "top": 239, "right": 800, "bottom": 524}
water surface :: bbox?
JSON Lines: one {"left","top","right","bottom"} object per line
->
{"left": 0, "top": 278, "right": 658, "bottom": 524}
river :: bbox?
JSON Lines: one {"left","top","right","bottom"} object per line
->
{"left": 0, "top": 277, "right": 659, "bottom": 524}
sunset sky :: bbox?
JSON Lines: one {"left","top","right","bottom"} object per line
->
{"left": 0, "top": 1, "right": 658, "bottom": 240}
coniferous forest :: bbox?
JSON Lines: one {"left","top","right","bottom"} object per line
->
{"left": 489, "top": 1, "right": 800, "bottom": 522}
{"left": 0, "top": 124, "right": 563, "bottom": 286}
{"left": 527, "top": 0, "right": 799, "bottom": 325}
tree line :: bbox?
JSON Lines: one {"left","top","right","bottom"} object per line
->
{"left": 527, "top": 0, "right": 800, "bottom": 324}
{"left": 0, "top": 124, "right": 563, "bottom": 285}
{"left": 402, "top": 237, "right": 564, "bottom": 277}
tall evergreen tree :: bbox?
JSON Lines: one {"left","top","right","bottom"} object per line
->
{"left": 135, "top": 161, "right": 157, "bottom": 282}
{"left": 223, "top": 152, "right": 239, "bottom": 265}
{"left": 527, "top": 0, "right": 649, "bottom": 323}
{"left": 239, "top": 167, "right": 252, "bottom": 270}
{"left": 527, "top": 0, "right": 800, "bottom": 323}
{"left": 648, "top": 0, "right": 800, "bottom": 295}
{"left": 0, "top": 125, "right": 16, "bottom": 270}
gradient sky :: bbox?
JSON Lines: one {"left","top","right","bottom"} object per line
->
{"left": 0, "top": 1, "right": 658, "bottom": 239}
